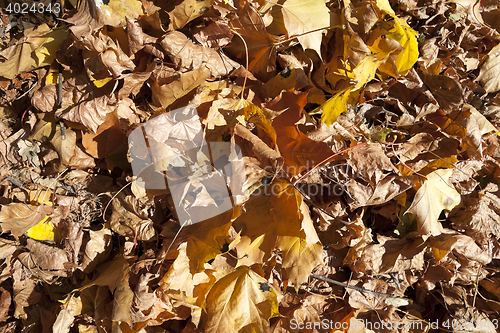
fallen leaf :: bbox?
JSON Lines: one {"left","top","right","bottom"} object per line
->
{"left": 25, "top": 217, "right": 60, "bottom": 243}
{"left": 406, "top": 169, "right": 461, "bottom": 236}
{"left": 228, "top": 4, "right": 278, "bottom": 81}
{"left": 279, "top": 0, "right": 335, "bottom": 57}
{"left": 95, "top": 0, "right": 144, "bottom": 27}
{"left": 476, "top": 42, "right": 500, "bottom": 94}
{"left": 0, "top": 203, "right": 53, "bottom": 238}
{"left": 202, "top": 266, "right": 280, "bottom": 333}
{"left": 159, "top": 31, "right": 238, "bottom": 78}
{"left": 0, "top": 24, "right": 68, "bottom": 79}
{"left": 318, "top": 87, "right": 352, "bottom": 126}
{"left": 168, "top": 0, "right": 213, "bottom": 30}
{"left": 111, "top": 267, "right": 134, "bottom": 325}
{"left": 17, "top": 239, "right": 70, "bottom": 280}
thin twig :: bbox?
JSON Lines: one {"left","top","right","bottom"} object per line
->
{"left": 293, "top": 142, "right": 367, "bottom": 186}
{"left": 311, "top": 273, "right": 400, "bottom": 298}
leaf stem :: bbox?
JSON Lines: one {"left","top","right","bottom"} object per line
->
{"left": 293, "top": 142, "right": 367, "bottom": 186}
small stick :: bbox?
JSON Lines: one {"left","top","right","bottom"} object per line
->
{"left": 293, "top": 142, "right": 367, "bottom": 186}
{"left": 311, "top": 273, "right": 399, "bottom": 298}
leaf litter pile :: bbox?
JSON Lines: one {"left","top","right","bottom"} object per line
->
{"left": 1, "top": 0, "right": 500, "bottom": 331}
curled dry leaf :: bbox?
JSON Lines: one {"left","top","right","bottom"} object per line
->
{"left": 109, "top": 196, "right": 155, "bottom": 241}
{"left": 347, "top": 142, "right": 397, "bottom": 184}
{"left": 159, "top": 31, "right": 238, "bottom": 77}
{"left": 80, "top": 29, "right": 136, "bottom": 79}
{"left": 418, "top": 70, "right": 464, "bottom": 113}
{"left": 32, "top": 74, "right": 118, "bottom": 132}
{"left": 168, "top": 0, "right": 213, "bottom": 30}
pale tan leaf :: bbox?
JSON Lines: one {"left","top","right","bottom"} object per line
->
{"left": 111, "top": 268, "right": 134, "bottom": 325}
{"left": 0, "top": 203, "right": 53, "bottom": 238}
{"left": 168, "top": 0, "right": 213, "bottom": 30}
{"left": 280, "top": 0, "right": 335, "bottom": 57}
{"left": 476, "top": 42, "right": 500, "bottom": 93}
{"left": 407, "top": 169, "right": 461, "bottom": 236}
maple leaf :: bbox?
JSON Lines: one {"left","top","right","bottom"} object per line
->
{"left": 202, "top": 266, "right": 280, "bottom": 333}
{"left": 279, "top": 0, "right": 335, "bottom": 57}
{"left": 232, "top": 178, "right": 323, "bottom": 287}
{"left": 406, "top": 169, "right": 461, "bottom": 236}
{"left": 228, "top": 3, "right": 278, "bottom": 81}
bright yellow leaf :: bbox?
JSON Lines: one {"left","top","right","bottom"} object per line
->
{"left": 92, "top": 77, "right": 114, "bottom": 88}
{"left": 352, "top": 53, "right": 387, "bottom": 90}
{"left": 390, "top": 17, "right": 419, "bottom": 75}
{"left": 376, "top": 0, "right": 396, "bottom": 16}
{"left": 26, "top": 216, "right": 60, "bottom": 243}
{"left": 372, "top": 0, "right": 419, "bottom": 76}
{"left": 318, "top": 87, "right": 352, "bottom": 126}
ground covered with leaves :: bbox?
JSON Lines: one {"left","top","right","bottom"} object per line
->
{"left": 0, "top": 0, "right": 500, "bottom": 332}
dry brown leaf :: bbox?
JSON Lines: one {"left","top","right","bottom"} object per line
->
{"left": 159, "top": 31, "right": 238, "bottom": 78}
{"left": 80, "top": 29, "right": 135, "bottom": 79}
{"left": 18, "top": 239, "right": 70, "bottom": 281}
{"left": 12, "top": 260, "right": 40, "bottom": 319}
{"left": 271, "top": 92, "right": 333, "bottom": 177}
{"left": 150, "top": 67, "right": 211, "bottom": 109}
{"left": 233, "top": 178, "right": 323, "bottom": 287}
{"left": 111, "top": 267, "right": 134, "bottom": 325}
{"left": 427, "top": 232, "right": 491, "bottom": 268}
{"left": 168, "top": 0, "right": 213, "bottom": 30}
{"left": 62, "top": 0, "right": 103, "bottom": 38}
{"left": 418, "top": 70, "right": 463, "bottom": 113}
{"left": 476, "top": 42, "right": 500, "bottom": 94}
{"left": 109, "top": 195, "right": 155, "bottom": 241}
{"left": 227, "top": 4, "right": 278, "bottom": 81}
{"left": 347, "top": 143, "right": 397, "bottom": 184}
{"left": 347, "top": 235, "right": 426, "bottom": 276}
{"left": 159, "top": 242, "right": 217, "bottom": 316}
{"left": 345, "top": 175, "right": 413, "bottom": 209}
{"left": 32, "top": 74, "right": 117, "bottom": 132}
{"left": 449, "top": 183, "right": 500, "bottom": 244}
{"left": 0, "top": 203, "right": 53, "bottom": 238}
{"left": 81, "top": 110, "right": 128, "bottom": 170}
{"left": 50, "top": 126, "right": 77, "bottom": 166}
{"left": 81, "top": 228, "right": 112, "bottom": 273}
{"left": 0, "top": 287, "right": 11, "bottom": 322}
